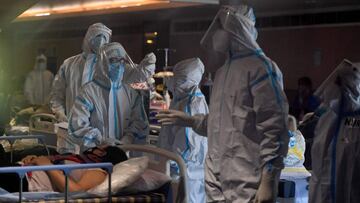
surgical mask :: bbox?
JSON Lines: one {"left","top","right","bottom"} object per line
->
{"left": 212, "top": 29, "right": 231, "bottom": 54}
{"left": 37, "top": 62, "right": 46, "bottom": 71}
{"left": 91, "top": 35, "right": 107, "bottom": 53}
{"left": 174, "top": 78, "right": 193, "bottom": 97}
{"left": 108, "top": 63, "right": 125, "bottom": 82}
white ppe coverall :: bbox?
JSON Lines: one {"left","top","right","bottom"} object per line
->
{"left": 159, "top": 58, "right": 209, "bottom": 203}
{"left": 194, "top": 5, "right": 289, "bottom": 202}
{"left": 50, "top": 23, "right": 155, "bottom": 119}
{"left": 309, "top": 59, "right": 360, "bottom": 203}
{"left": 24, "top": 54, "right": 54, "bottom": 105}
{"left": 50, "top": 23, "right": 112, "bottom": 118}
{"left": 68, "top": 42, "right": 149, "bottom": 151}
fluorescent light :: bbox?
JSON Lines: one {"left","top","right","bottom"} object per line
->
{"left": 34, "top": 12, "right": 51, "bottom": 17}
{"left": 18, "top": 0, "right": 171, "bottom": 19}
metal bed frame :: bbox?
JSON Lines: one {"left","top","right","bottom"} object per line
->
{"left": 0, "top": 135, "right": 52, "bottom": 163}
{"left": 0, "top": 163, "right": 113, "bottom": 203}
{"left": 0, "top": 137, "right": 188, "bottom": 203}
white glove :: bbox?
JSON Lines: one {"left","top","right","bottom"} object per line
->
{"left": 254, "top": 166, "right": 281, "bottom": 203}
{"left": 150, "top": 91, "right": 163, "bottom": 100}
{"left": 156, "top": 110, "right": 194, "bottom": 127}
{"left": 83, "top": 129, "right": 102, "bottom": 148}
{"left": 54, "top": 110, "right": 67, "bottom": 122}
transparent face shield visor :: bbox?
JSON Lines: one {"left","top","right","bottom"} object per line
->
{"left": 315, "top": 60, "right": 360, "bottom": 103}
{"left": 99, "top": 46, "right": 136, "bottom": 80}
{"left": 200, "top": 7, "right": 258, "bottom": 52}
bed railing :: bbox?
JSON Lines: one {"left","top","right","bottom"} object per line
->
{"left": 0, "top": 163, "right": 113, "bottom": 203}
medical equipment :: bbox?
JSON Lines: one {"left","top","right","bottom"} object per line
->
{"left": 2, "top": 110, "right": 59, "bottom": 154}
{"left": 0, "top": 135, "right": 52, "bottom": 163}
{"left": 157, "top": 48, "right": 176, "bottom": 100}
{"left": 29, "top": 113, "right": 57, "bottom": 145}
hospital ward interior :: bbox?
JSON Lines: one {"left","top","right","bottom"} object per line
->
{"left": 0, "top": 0, "right": 359, "bottom": 202}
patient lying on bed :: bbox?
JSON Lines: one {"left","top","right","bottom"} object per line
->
{"left": 0, "top": 145, "right": 127, "bottom": 193}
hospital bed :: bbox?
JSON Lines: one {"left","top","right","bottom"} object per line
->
{"left": 2, "top": 112, "right": 61, "bottom": 155}
{"left": 0, "top": 135, "right": 188, "bottom": 203}
{"left": 28, "top": 113, "right": 57, "bottom": 147}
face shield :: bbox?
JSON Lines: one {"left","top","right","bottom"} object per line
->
{"left": 200, "top": 5, "right": 259, "bottom": 53}
{"left": 100, "top": 43, "right": 136, "bottom": 83}
{"left": 164, "top": 76, "right": 175, "bottom": 93}
{"left": 91, "top": 34, "right": 107, "bottom": 53}
{"left": 315, "top": 59, "right": 360, "bottom": 105}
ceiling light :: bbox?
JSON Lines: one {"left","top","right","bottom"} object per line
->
{"left": 17, "top": 0, "right": 173, "bottom": 19}
{"left": 15, "top": 0, "right": 217, "bottom": 20}
{"left": 146, "top": 39, "right": 154, "bottom": 44}
{"left": 34, "top": 12, "right": 51, "bottom": 17}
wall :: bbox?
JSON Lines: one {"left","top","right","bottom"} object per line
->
{"left": 8, "top": 31, "right": 144, "bottom": 81}
{"left": 170, "top": 23, "right": 360, "bottom": 92}
{"left": 258, "top": 24, "right": 360, "bottom": 90}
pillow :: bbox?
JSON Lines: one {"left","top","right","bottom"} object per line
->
{"left": 88, "top": 156, "right": 149, "bottom": 196}
{"left": 123, "top": 169, "right": 172, "bottom": 193}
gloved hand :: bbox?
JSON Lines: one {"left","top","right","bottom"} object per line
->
{"left": 150, "top": 91, "right": 164, "bottom": 100}
{"left": 156, "top": 110, "right": 194, "bottom": 127}
{"left": 54, "top": 110, "right": 67, "bottom": 122}
{"left": 254, "top": 166, "right": 281, "bottom": 203}
{"left": 84, "top": 129, "right": 102, "bottom": 148}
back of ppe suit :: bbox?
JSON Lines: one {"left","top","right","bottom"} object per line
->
{"left": 309, "top": 60, "right": 360, "bottom": 203}
{"left": 68, "top": 42, "right": 149, "bottom": 152}
{"left": 159, "top": 58, "right": 209, "bottom": 203}
{"left": 24, "top": 54, "right": 54, "bottom": 105}
{"left": 193, "top": 5, "right": 289, "bottom": 202}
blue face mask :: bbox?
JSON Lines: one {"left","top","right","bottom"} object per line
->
{"left": 108, "top": 63, "right": 125, "bottom": 82}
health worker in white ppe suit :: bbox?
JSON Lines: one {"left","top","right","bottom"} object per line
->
{"left": 157, "top": 5, "right": 289, "bottom": 203}
{"left": 68, "top": 42, "right": 149, "bottom": 151}
{"left": 309, "top": 59, "right": 360, "bottom": 203}
{"left": 24, "top": 54, "right": 54, "bottom": 105}
{"left": 50, "top": 23, "right": 155, "bottom": 122}
{"left": 50, "top": 23, "right": 112, "bottom": 122}
{"left": 159, "top": 58, "right": 209, "bottom": 203}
